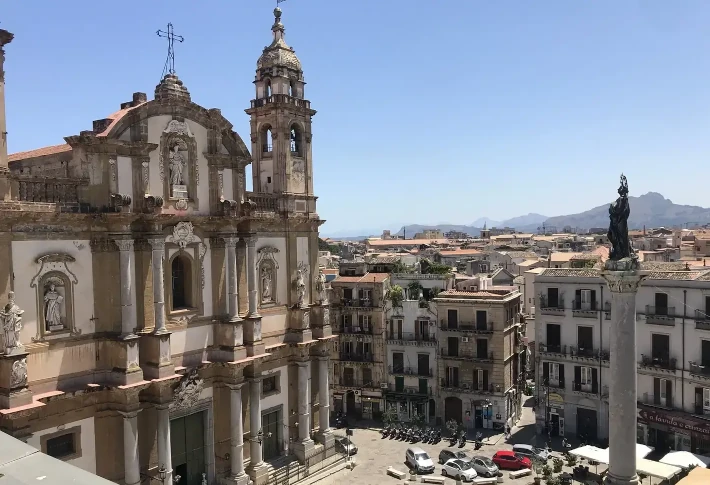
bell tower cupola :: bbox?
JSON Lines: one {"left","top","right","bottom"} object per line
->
{"left": 247, "top": 7, "right": 317, "bottom": 203}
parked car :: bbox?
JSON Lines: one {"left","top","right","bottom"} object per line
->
{"left": 441, "top": 458, "right": 478, "bottom": 482}
{"left": 438, "top": 449, "right": 472, "bottom": 464}
{"left": 470, "top": 455, "right": 499, "bottom": 478}
{"left": 492, "top": 450, "right": 532, "bottom": 470}
{"left": 334, "top": 436, "right": 357, "bottom": 456}
{"left": 405, "top": 447, "right": 435, "bottom": 474}
{"left": 512, "top": 443, "right": 550, "bottom": 462}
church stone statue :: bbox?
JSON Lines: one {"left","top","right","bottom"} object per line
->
{"left": 44, "top": 283, "right": 64, "bottom": 331}
{"left": 1, "top": 291, "right": 25, "bottom": 354}
{"left": 261, "top": 265, "right": 273, "bottom": 303}
{"left": 169, "top": 143, "right": 186, "bottom": 186}
{"left": 607, "top": 174, "right": 636, "bottom": 262}
{"left": 315, "top": 269, "right": 327, "bottom": 303}
{"left": 295, "top": 268, "right": 306, "bottom": 307}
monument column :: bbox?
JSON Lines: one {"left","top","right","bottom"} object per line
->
{"left": 156, "top": 404, "right": 173, "bottom": 484}
{"left": 248, "top": 377, "right": 263, "bottom": 468}
{"left": 227, "top": 384, "right": 248, "bottom": 484}
{"left": 292, "top": 360, "right": 315, "bottom": 462}
{"left": 0, "top": 30, "right": 14, "bottom": 180}
{"left": 225, "top": 237, "right": 241, "bottom": 322}
{"left": 318, "top": 356, "right": 330, "bottom": 436}
{"left": 120, "top": 410, "right": 141, "bottom": 485}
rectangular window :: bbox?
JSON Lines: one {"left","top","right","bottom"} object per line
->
{"left": 547, "top": 288, "right": 559, "bottom": 308}
{"left": 448, "top": 309, "right": 458, "bottom": 328}
{"left": 476, "top": 338, "right": 488, "bottom": 358}
{"left": 362, "top": 367, "right": 373, "bottom": 386}
{"left": 651, "top": 334, "right": 670, "bottom": 364}
{"left": 343, "top": 367, "right": 354, "bottom": 386}
{"left": 358, "top": 314, "right": 371, "bottom": 331}
{"left": 546, "top": 324, "right": 561, "bottom": 349}
{"left": 581, "top": 367, "right": 592, "bottom": 385}
{"left": 549, "top": 363, "right": 559, "bottom": 382}
{"left": 704, "top": 388, "right": 710, "bottom": 409}
{"left": 262, "top": 375, "right": 278, "bottom": 394}
{"left": 45, "top": 433, "right": 76, "bottom": 459}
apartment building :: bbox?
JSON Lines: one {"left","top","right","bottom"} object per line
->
{"left": 535, "top": 266, "right": 710, "bottom": 455}
{"left": 436, "top": 287, "right": 526, "bottom": 431}
{"left": 330, "top": 265, "right": 389, "bottom": 420}
{"left": 384, "top": 273, "right": 454, "bottom": 422}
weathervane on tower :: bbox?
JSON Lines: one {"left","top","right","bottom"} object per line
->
{"left": 156, "top": 23, "right": 184, "bottom": 79}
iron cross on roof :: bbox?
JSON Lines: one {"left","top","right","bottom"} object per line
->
{"left": 156, "top": 23, "right": 184, "bottom": 79}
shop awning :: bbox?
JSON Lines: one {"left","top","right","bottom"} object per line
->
{"left": 636, "top": 457, "right": 682, "bottom": 480}
{"left": 659, "top": 451, "right": 710, "bottom": 469}
{"left": 569, "top": 445, "right": 609, "bottom": 463}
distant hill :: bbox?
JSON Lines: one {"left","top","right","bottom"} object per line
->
{"left": 501, "top": 213, "right": 547, "bottom": 229}
{"left": 395, "top": 224, "right": 481, "bottom": 237}
{"left": 471, "top": 217, "right": 502, "bottom": 227}
{"left": 542, "top": 192, "right": 710, "bottom": 231}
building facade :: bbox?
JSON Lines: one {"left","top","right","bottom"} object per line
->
{"left": 535, "top": 266, "right": 710, "bottom": 455}
{"left": 383, "top": 273, "right": 453, "bottom": 423}
{"left": 329, "top": 264, "right": 389, "bottom": 420}
{"left": 436, "top": 288, "right": 525, "bottom": 431}
{"left": 0, "top": 9, "right": 335, "bottom": 485}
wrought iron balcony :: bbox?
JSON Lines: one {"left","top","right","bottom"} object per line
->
{"left": 695, "top": 310, "right": 710, "bottom": 330}
{"left": 572, "top": 300, "right": 599, "bottom": 318}
{"left": 338, "top": 352, "right": 374, "bottom": 363}
{"left": 689, "top": 361, "right": 710, "bottom": 379}
{"left": 382, "top": 383, "right": 433, "bottom": 396}
{"left": 640, "top": 354, "right": 677, "bottom": 372}
{"left": 334, "top": 379, "right": 380, "bottom": 389}
{"left": 439, "top": 319, "right": 493, "bottom": 333}
{"left": 569, "top": 346, "right": 597, "bottom": 359}
{"left": 340, "top": 298, "right": 377, "bottom": 310}
{"left": 645, "top": 306, "right": 676, "bottom": 326}
{"left": 439, "top": 381, "right": 497, "bottom": 394}
{"left": 339, "top": 324, "right": 374, "bottom": 335}
{"left": 539, "top": 296, "right": 565, "bottom": 316}
{"left": 572, "top": 381, "right": 598, "bottom": 395}
{"left": 388, "top": 365, "right": 433, "bottom": 377}
{"left": 244, "top": 192, "right": 278, "bottom": 212}
{"left": 440, "top": 348, "right": 494, "bottom": 362}
{"left": 539, "top": 344, "right": 566, "bottom": 356}
{"left": 386, "top": 331, "right": 436, "bottom": 345}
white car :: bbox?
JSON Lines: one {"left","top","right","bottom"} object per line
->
{"left": 442, "top": 458, "right": 478, "bottom": 482}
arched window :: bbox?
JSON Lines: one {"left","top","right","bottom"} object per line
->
{"left": 290, "top": 125, "right": 302, "bottom": 156}
{"left": 262, "top": 126, "right": 273, "bottom": 153}
{"left": 171, "top": 255, "right": 192, "bottom": 309}
{"left": 265, "top": 80, "right": 272, "bottom": 98}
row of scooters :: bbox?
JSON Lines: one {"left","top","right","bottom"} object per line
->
{"left": 380, "top": 424, "right": 442, "bottom": 444}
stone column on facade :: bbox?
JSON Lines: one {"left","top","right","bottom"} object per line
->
{"left": 248, "top": 377, "right": 264, "bottom": 469}
{"left": 317, "top": 357, "right": 330, "bottom": 436}
{"left": 114, "top": 239, "right": 138, "bottom": 336}
{"left": 157, "top": 404, "right": 173, "bottom": 484}
{"left": 224, "top": 237, "right": 241, "bottom": 322}
{"left": 120, "top": 410, "right": 141, "bottom": 485}
{"left": 227, "top": 384, "right": 249, "bottom": 485}
{"left": 601, "top": 263, "right": 646, "bottom": 485}
{"left": 148, "top": 238, "right": 167, "bottom": 333}
{"left": 245, "top": 236, "right": 259, "bottom": 317}
{"left": 297, "top": 360, "right": 311, "bottom": 443}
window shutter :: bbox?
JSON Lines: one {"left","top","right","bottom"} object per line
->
{"left": 666, "top": 380, "right": 673, "bottom": 408}
{"left": 591, "top": 290, "right": 597, "bottom": 309}
{"left": 473, "top": 371, "right": 479, "bottom": 391}
{"left": 575, "top": 289, "right": 581, "bottom": 302}
{"left": 654, "top": 378, "right": 661, "bottom": 405}
{"left": 574, "top": 366, "right": 581, "bottom": 391}
{"left": 483, "top": 370, "right": 489, "bottom": 391}
{"left": 543, "top": 362, "right": 549, "bottom": 382}
{"left": 592, "top": 368, "right": 598, "bottom": 394}
{"left": 559, "top": 365, "right": 565, "bottom": 389}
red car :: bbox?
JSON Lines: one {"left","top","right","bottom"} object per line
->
{"left": 492, "top": 450, "right": 532, "bottom": 470}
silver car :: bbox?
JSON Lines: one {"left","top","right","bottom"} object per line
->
{"left": 470, "top": 456, "right": 499, "bottom": 478}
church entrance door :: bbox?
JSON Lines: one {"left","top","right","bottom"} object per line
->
{"left": 171, "top": 412, "right": 206, "bottom": 485}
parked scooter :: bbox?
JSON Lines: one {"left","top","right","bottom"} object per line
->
{"left": 458, "top": 430, "right": 466, "bottom": 448}
{"left": 434, "top": 429, "right": 442, "bottom": 443}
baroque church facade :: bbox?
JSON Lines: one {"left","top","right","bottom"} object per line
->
{"left": 0, "top": 8, "right": 334, "bottom": 485}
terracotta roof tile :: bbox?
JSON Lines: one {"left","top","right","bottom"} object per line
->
{"left": 8, "top": 144, "right": 72, "bottom": 162}
{"left": 332, "top": 272, "right": 390, "bottom": 284}
{"left": 366, "top": 238, "right": 450, "bottom": 246}
{"left": 438, "top": 248, "right": 482, "bottom": 256}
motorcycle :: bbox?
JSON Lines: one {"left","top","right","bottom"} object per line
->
{"left": 474, "top": 440, "right": 483, "bottom": 450}
{"left": 334, "top": 412, "right": 346, "bottom": 429}
{"left": 381, "top": 426, "right": 389, "bottom": 438}
{"left": 458, "top": 430, "right": 466, "bottom": 448}
{"left": 434, "top": 429, "right": 441, "bottom": 443}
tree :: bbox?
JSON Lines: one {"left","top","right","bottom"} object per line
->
{"left": 420, "top": 258, "right": 452, "bottom": 275}
{"left": 385, "top": 285, "right": 404, "bottom": 308}
{"left": 382, "top": 406, "right": 398, "bottom": 425}
{"left": 392, "top": 260, "right": 414, "bottom": 274}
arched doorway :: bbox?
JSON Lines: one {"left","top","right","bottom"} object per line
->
{"left": 444, "top": 396, "right": 463, "bottom": 425}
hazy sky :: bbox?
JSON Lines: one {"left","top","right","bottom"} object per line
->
{"left": 4, "top": 1, "right": 710, "bottom": 235}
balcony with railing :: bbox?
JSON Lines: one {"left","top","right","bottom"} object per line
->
{"left": 639, "top": 354, "right": 677, "bottom": 374}
{"left": 338, "top": 352, "right": 374, "bottom": 363}
{"left": 689, "top": 361, "right": 710, "bottom": 381}
{"left": 645, "top": 306, "right": 676, "bottom": 326}
{"left": 538, "top": 344, "right": 567, "bottom": 356}
{"left": 386, "top": 331, "right": 436, "bottom": 346}
{"left": 382, "top": 383, "right": 432, "bottom": 397}
{"left": 439, "top": 381, "right": 499, "bottom": 394}
{"left": 695, "top": 310, "right": 710, "bottom": 330}
{"left": 338, "top": 325, "right": 374, "bottom": 335}
{"left": 539, "top": 295, "right": 565, "bottom": 316}
{"left": 250, "top": 94, "right": 312, "bottom": 110}
{"left": 439, "top": 319, "right": 493, "bottom": 334}
{"left": 333, "top": 379, "right": 380, "bottom": 390}
{"left": 8, "top": 176, "right": 103, "bottom": 213}
{"left": 569, "top": 346, "right": 598, "bottom": 361}
{"left": 388, "top": 365, "right": 433, "bottom": 377}
{"left": 244, "top": 192, "right": 278, "bottom": 213}
{"left": 340, "top": 298, "right": 378, "bottom": 310}
{"left": 572, "top": 300, "right": 599, "bottom": 318}
{"left": 572, "top": 380, "right": 598, "bottom": 396}
{"left": 439, "top": 348, "right": 494, "bottom": 362}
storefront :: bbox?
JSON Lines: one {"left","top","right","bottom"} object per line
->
{"left": 546, "top": 392, "right": 566, "bottom": 436}
{"left": 637, "top": 404, "right": 710, "bottom": 455}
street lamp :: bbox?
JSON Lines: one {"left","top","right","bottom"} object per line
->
{"left": 156, "top": 464, "right": 181, "bottom": 484}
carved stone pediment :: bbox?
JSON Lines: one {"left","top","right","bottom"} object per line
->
{"left": 164, "top": 120, "right": 194, "bottom": 138}
{"left": 171, "top": 368, "right": 204, "bottom": 410}
{"left": 30, "top": 253, "right": 78, "bottom": 288}
{"left": 167, "top": 221, "right": 197, "bottom": 249}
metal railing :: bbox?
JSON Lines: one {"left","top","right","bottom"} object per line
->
{"left": 640, "top": 354, "right": 677, "bottom": 371}
{"left": 386, "top": 331, "right": 436, "bottom": 343}
{"left": 645, "top": 306, "right": 676, "bottom": 325}
{"left": 339, "top": 325, "right": 374, "bottom": 335}
{"left": 439, "top": 320, "right": 493, "bottom": 332}
{"left": 16, "top": 177, "right": 87, "bottom": 204}
{"left": 570, "top": 346, "right": 596, "bottom": 358}
{"left": 338, "top": 352, "right": 374, "bottom": 363}
{"left": 689, "top": 361, "right": 710, "bottom": 376}
{"left": 539, "top": 344, "right": 566, "bottom": 355}
{"left": 439, "top": 348, "right": 494, "bottom": 361}
{"left": 334, "top": 379, "right": 380, "bottom": 389}
{"left": 572, "top": 380, "right": 598, "bottom": 394}
{"left": 388, "top": 365, "right": 433, "bottom": 377}
{"left": 440, "top": 381, "right": 496, "bottom": 393}
{"left": 340, "top": 299, "right": 377, "bottom": 309}
{"left": 572, "top": 300, "right": 599, "bottom": 311}
{"left": 245, "top": 192, "right": 278, "bottom": 212}
{"left": 251, "top": 94, "right": 312, "bottom": 110}
{"left": 696, "top": 310, "right": 710, "bottom": 330}
{"left": 382, "top": 383, "right": 433, "bottom": 396}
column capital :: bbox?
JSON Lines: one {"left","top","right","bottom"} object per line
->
{"left": 296, "top": 360, "right": 310, "bottom": 368}
{"left": 227, "top": 382, "right": 246, "bottom": 391}
{"left": 316, "top": 355, "right": 329, "bottom": 362}
{"left": 247, "top": 376, "right": 262, "bottom": 383}
{"left": 601, "top": 270, "right": 648, "bottom": 293}
{"left": 223, "top": 236, "right": 239, "bottom": 247}
{"left": 148, "top": 238, "right": 166, "bottom": 250}
{"left": 114, "top": 238, "right": 135, "bottom": 252}
{"left": 118, "top": 409, "right": 142, "bottom": 419}
{"left": 242, "top": 235, "right": 258, "bottom": 247}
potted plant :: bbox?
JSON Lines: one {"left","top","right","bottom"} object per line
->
{"left": 565, "top": 453, "right": 577, "bottom": 467}
{"left": 532, "top": 458, "right": 544, "bottom": 485}
{"left": 552, "top": 457, "right": 563, "bottom": 473}
{"left": 542, "top": 464, "right": 552, "bottom": 480}
{"left": 385, "top": 285, "right": 404, "bottom": 309}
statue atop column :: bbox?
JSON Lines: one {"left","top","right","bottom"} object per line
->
{"left": 315, "top": 269, "right": 327, "bottom": 303}
{"left": 1, "top": 292, "right": 24, "bottom": 354}
{"left": 607, "top": 174, "right": 637, "bottom": 265}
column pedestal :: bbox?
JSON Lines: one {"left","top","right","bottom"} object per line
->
{"left": 0, "top": 351, "right": 32, "bottom": 409}
{"left": 602, "top": 259, "right": 646, "bottom": 485}
{"left": 140, "top": 331, "right": 174, "bottom": 380}
{"left": 108, "top": 334, "right": 143, "bottom": 386}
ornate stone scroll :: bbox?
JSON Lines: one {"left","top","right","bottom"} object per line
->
{"left": 167, "top": 222, "right": 196, "bottom": 249}
{"left": 172, "top": 368, "right": 204, "bottom": 410}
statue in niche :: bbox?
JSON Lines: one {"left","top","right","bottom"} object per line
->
{"left": 169, "top": 143, "right": 186, "bottom": 186}
{"left": 261, "top": 265, "right": 274, "bottom": 303}
{"left": 44, "top": 282, "right": 64, "bottom": 331}
{"left": 1, "top": 292, "right": 24, "bottom": 353}
{"left": 295, "top": 268, "right": 306, "bottom": 307}
{"left": 315, "top": 269, "right": 327, "bottom": 303}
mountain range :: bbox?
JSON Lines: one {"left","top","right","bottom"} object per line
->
{"left": 322, "top": 193, "right": 710, "bottom": 239}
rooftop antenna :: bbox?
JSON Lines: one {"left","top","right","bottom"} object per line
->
{"left": 156, "top": 23, "right": 184, "bottom": 79}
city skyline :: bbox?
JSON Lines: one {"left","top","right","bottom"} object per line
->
{"left": 4, "top": 1, "right": 710, "bottom": 233}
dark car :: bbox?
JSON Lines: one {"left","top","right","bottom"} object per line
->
{"left": 334, "top": 436, "right": 357, "bottom": 455}
{"left": 492, "top": 450, "right": 532, "bottom": 471}
{"left": 438, "top": 449, "right": 472, "bottom": 464}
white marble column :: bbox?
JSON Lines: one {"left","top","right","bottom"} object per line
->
{"left": 244, "top": 236, "right": 259, "bottom": 317}
{"left": 224, "top": 237, "right": 240, "bottom": 322}
{"left": 148, "top": 239, "right": 167, "bottom": 333}
{"left": 229, "top": 384, "right": 247, "bottom": 481}
{"left": 602, "top": 269, "right": 645, "bottom": 485}
{"left": 120, "top": 410, "right": 141, "bottom": 485}
{"left": 249, "top": 377, "right": 263, "bottom": 468}
{"left": 297, "top": 361, "right": 312, "bottom": 443}
{"left": 318, "top": 357, "right": 330, "bottom": 435}
{"left": 156, "top": 404, "right": 173, "bottom": 484}
{"left": 114, "top": 239, "right": 137, "bottom": 336}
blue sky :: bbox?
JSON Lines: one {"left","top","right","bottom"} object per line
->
{"left": 4, "top": 1, "right": 710, "bottom": 235}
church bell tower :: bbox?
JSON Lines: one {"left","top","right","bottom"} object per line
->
{"left": 247, "top": 7, "right": 316, "bottom": 206}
